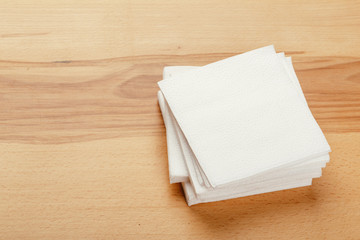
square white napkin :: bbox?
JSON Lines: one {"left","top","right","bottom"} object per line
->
{"left": 159, "top": 55, "right": 329, "bottom": 186}
{"left": 158, "top": 45, "right": 331, "bottom": 188}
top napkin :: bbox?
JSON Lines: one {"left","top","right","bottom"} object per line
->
{"left": 158, "top": 45, "right": 330, "bottom": 188}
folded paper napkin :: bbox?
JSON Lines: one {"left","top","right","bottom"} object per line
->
{"left": 157, "top": 46, "right": 331, "bottom": 206}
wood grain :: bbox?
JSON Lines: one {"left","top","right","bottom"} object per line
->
{"left": 0, "top": 1, "right": 359, "bottom": 239}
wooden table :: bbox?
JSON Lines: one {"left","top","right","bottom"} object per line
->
{"left": 0, "top": 1, "right": 359, "bottom": 239}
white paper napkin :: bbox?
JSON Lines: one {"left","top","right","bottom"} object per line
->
{"left": 159, "top": 45, "right": 331, "bottom": 188}
{"left": 159, "top": 56, "right": 329, "bottom": 186}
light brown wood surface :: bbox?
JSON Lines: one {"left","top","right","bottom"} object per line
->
{"left": 0, "top": 1, "right": 360, "bottom": 239}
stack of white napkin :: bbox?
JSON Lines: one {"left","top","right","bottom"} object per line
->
{"left": 157, "top": 46, "right": 331, "bottom": 206}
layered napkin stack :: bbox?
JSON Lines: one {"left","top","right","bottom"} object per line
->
{"left": 157, "top": 46, "right": 331, "bottom": 206}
